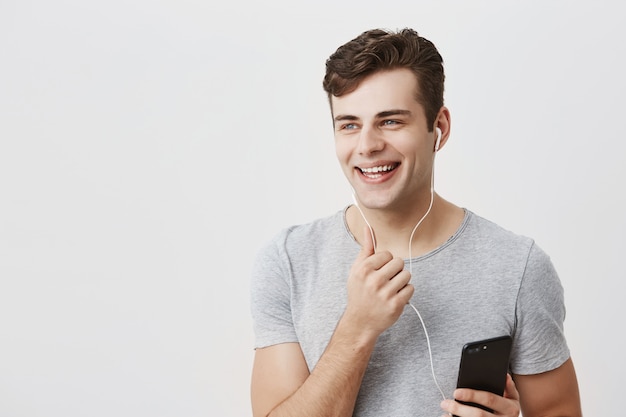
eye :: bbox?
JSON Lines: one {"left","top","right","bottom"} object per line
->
{"left": 339, "top": 123, "right": 358, "bottom": 131}
{"left": 382, "top": 119, "right": 400, "bottom": 126}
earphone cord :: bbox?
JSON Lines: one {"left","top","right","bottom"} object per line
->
{"left": 406, "top": 158, "right": 447, "bottom": 401}
{"left": 354, "top": 151, "right": 447, "bottom": 402}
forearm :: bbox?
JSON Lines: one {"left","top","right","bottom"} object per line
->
{"left": 267, "top": 319, "right": 377, "bottom": 417}
{"left": 255, "top": 239, "right": 412, "bottom": 417}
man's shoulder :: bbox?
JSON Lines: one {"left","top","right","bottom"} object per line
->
{"left": 284, "top": 209, "right": 346, "bottom": 236}
{"left": 463, "top": 210, "right": 535, "bottom": 250}
{"left": 263, "top": 208, "right": 350, "bottom": 252}
{"left": 253, "top": 208, "right": 355, "bottom": 275}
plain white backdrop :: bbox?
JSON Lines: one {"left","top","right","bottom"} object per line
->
{"left": 1, "top": 1, "right": 623, "bottom": 416}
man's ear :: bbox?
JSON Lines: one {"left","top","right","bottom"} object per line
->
{"left": 433, "top": 106, "right": 451, "bottom": 151}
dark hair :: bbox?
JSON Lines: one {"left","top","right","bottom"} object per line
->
{"left": 323, "top": 28, "right": 445, "bottom": 130}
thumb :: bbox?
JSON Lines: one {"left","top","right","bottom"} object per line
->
{"left": 503, "top": 374, "right": 519, "bottom": 401}
{"left": 358, "top": 225, "right": 376, "bottom": 259}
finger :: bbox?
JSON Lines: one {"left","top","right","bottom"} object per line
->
{"left": 378, "top": 261, "right": 413, "bottom": 300}
{"left": 440, "top": 398, "right": 470, "bottom": 417}
{"left": 454, "top": 386, "right": 519, "bottom": 417}
{"left": 385, "top": 266, "right": 412, "bottom": 294}
{"left": 376, "top": 256, "right": 406, "bottom": 280}
{"left": 357, "top": 225, "right": 376, "bottom": 260}
{"left": 396, "top": 282, "right": 415, "bottom": 302}
{"left": 453, "top": 388, "right": 497, "bottom": 413}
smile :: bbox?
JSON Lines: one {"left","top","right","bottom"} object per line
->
{"left": 357, "top": 163, "right": 399, "bottom": 178}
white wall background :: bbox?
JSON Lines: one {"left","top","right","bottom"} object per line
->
{"left": 1, "top": 1, "right": 623, "bottom": 416}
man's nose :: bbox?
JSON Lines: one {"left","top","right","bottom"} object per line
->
{"left": 356, "top": 126, "right": 385, "bottom": 155}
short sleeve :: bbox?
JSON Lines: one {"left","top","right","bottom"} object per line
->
{"left": 510, "top": 242, "right": 570, "bottom": 375}
{"left": 250, "top": 232, "right": 299, "bottom": 349}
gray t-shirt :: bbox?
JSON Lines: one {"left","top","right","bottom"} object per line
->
{"left": 250, "top": 208, "right": 570, "bottom": 417}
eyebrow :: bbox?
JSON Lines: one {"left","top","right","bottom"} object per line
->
{"left": 333, "top": 114, "right": 359, "bottom": 123}
{"left": 333, "top": 109, "right": 412, "bottom": 123}
{"left": 377, "top": 109, "right": 412, "bottom": 118}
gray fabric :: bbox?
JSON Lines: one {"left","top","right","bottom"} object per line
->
{"left": 250, "top": 208, "right": 570, "bottom": 417}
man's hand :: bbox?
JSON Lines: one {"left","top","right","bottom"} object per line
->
{"left": 440, "top": 374, "right": 520, "bottom": 417}
{"left": 342, "top": 227, "right": 414, "bottom": 340}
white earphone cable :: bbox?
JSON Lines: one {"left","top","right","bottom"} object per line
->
{"left": 407, "top": 152, "right": 446, "bottom": 401}
{"left": 352, "top": 136, "right": 446, "bottom": 401}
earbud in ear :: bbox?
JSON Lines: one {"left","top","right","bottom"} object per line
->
{"left": 435, "top": 127, "right": 442, "bottom": 151}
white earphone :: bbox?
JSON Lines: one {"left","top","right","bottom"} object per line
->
{"left": 434, "top": 127, "right": 442, "bottom": 152}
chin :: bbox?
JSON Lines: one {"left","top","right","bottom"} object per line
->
{"left": 353, "top": 195, "right": 395, "bottom": 210}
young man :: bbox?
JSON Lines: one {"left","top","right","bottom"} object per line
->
{"left": 250, "top": 28, "right": 582, "bottom": 417}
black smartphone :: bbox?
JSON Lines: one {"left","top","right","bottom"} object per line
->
{"left": 455, "top": 335, "right": 512, "bottom": 414}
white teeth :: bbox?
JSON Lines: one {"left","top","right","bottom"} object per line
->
{"left": 360, "top": 165, "right": 395, "bottom": 173}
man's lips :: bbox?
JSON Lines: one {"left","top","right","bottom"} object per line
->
{"left": 356, "top": 163, "right": 399, "bottom": 179}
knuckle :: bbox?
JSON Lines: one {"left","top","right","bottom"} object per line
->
{"left": 447, "top": 401, "right": 461, "bottom": 415}
{"left": 364, "top": 277, "right": 380, "bottom": 291}
{"left": 483, "top": 393, "right": 498, "bottom": 409}
{"left": 392, "top": 256, "right": 405, "bottom": 269}
{"left": 350, "top": 264, "right": 367, "bottom": 280}
{"left": 400, "top": 270, "right": 412, "bottom": 282}
{"left": 372, "top": 250, "right": 389, "bottom": 261}
{"left": 356, "top": 257, "right": 378, "bottom": 274}
{"left": 405, "top": 284, "right": 415, "bottom": 297}
{"left": 394, "top": 297, "right": 408, "bottom": 311}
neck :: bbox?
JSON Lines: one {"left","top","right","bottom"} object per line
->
{"left": 348, "top": 194, "right": 463, "bottom": 259}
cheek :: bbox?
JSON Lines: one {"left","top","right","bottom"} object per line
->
{"left": 334, "top": 140, "right": 351, "bottom": 163}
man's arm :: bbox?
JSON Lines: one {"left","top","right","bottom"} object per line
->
{"left": 251, "top": 322, "right": 377, "bottom": 417}
{"left": 441, "top": 358, "right": 582, "bottom": 417}
{"left": 251, "top": 343, "right": 310, "bottom": 417}
{"left": 251, "top": 227, "right": 414, "bottom": 417}
{"left": 515, "top": 357, "right": 582, "bottom": 417}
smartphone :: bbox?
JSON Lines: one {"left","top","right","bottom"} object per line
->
{"left": 455, "top": 335, "right": 512, "bottom": 414}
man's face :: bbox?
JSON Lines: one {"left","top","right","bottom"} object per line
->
{"left": 332, "top": 68, "right": 437, "bottom": 212}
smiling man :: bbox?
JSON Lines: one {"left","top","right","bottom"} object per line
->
{"left": 250, "top": 28, "right": 582, "bottom": 417}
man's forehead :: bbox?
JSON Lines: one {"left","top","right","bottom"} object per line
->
{"left": 330, "top": 69, "right": 421, "bottom": 116}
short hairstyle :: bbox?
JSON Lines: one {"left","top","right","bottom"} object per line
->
{"left": 323, "top": 28, "right": 445, "bottom": 130}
